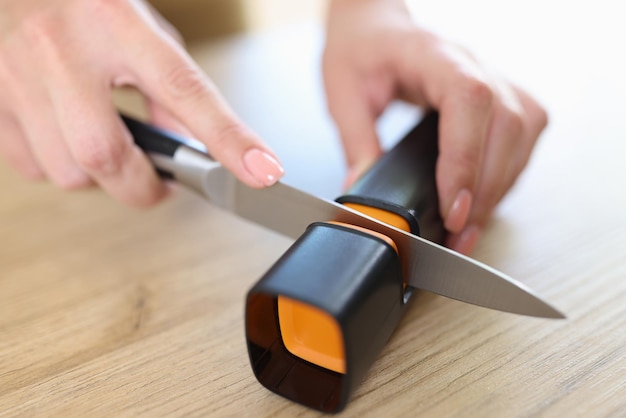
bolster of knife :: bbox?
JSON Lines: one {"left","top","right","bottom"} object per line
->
{"left": 122, "top": 113, "right": 213, "bottom": 185}
{"left": 335, "top": 111, "right": 445, "bottom": 244}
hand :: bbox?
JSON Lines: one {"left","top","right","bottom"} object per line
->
{"left": 0, "top": 0, "right": 284, "bottom": 207}
{"left": 323, "top": 0, "right": 547, "bottom": 254}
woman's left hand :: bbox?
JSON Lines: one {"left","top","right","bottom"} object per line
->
{"left": 323, "top": 0, "right": 548, "bottom": 254}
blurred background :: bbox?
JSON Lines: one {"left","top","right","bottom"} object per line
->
{"left": 138, "top": 0, "right": 626, "bottom": 200}
{"left": 149, "top": 0, "right": 327, "bottom": 42}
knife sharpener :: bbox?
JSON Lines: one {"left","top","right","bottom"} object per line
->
{"left": 125, "top": 112, "right": 562, "bottom": 412}
{"left": 245, "top": 113, "right": 445, "bottom": 413}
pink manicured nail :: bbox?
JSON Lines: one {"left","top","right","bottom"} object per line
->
{"left": 243, "top": 148, "right": 285, "bottom": 186}
{"left": 445, "top": 189, "right": 473, "bottom": 233}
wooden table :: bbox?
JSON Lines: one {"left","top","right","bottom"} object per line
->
{"left": 2, "top": 2, "right": 625, "bottom": 416}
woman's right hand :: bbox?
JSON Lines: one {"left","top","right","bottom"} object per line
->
{"left": 0, "top": 0, "right": 284, "bottom": 207}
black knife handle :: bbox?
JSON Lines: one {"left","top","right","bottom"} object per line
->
{"left": 336, "top": 112, "right": 445, "bottom": 243}
{"left": 122, "top": 114, "right": 180, "bottom": 157}
{"left": 121, "top": 114, "right": 209, "bottom": 180}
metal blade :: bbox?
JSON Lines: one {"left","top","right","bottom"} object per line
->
{"left": 392, "top": 236, "right": 565, "bottom": 318}
{"left": 204, "top": 167, "right": 564, "bottom": 319}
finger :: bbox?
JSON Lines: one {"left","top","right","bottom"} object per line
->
{"left": 15, "top": 96, "right": 93, "bottom": 190}
{"left": 468, "top": 85, "right": 525, "bottom": 228}
{"left": 322, "top": 65, "right": 383, "bottom": 188}
{"left": 447, "top": 86, "right": 547, "bottom": 256}
{"left": 0, "top": 38, "right": 91, "bottom": 188}
{"left": 436, "top": 79, "right": 493, "bottom": 233}
{"left": 396, "top": 38, "right": 495, "bottom": 234}
{"left": 125, "top": 30, "right": 283, "bottom": 188}
{"left": 509, "top": 86, "right": 548, "bottom": 176}
{"left": 446, "top": 86, "right": 522, "bottom": 255}
{"left": 50, "top": 78, "right": 168, "bottom": 208}
{"left": 0, "top": 112, "right": 44, "bottom": 180}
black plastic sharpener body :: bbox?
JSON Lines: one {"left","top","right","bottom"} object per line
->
{"left": 245, "top": 113, "right": 445, "bottom": 412}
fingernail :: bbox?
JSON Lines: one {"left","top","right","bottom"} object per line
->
{"left": 445, "top": 189, "right": 473, "bottom": 233}
{"left": 447, "top": 224, "right": 481, "bottom": 255}
{"left": 243, "top": 148, "right": 285, "bottom": 186}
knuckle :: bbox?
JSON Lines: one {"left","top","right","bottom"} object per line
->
{"left": 12, "top": 11, "right": 74, "bottom": 69}
{"left": 162, "top": 64, "right": 210, "bottom": 101}
{"left": 73, "top": 136, "right": 127, "bottom": 176}
{"left": 455, "top": 75, "right": 494, "bottom": 109}
{"left": 18, "top": 11, "right": 64, "bottom": 50}
{"left": 445, "top": 147, "right": 482, "bottom": 178}
{"left": 212, "top": 121, "right": 251, "bottom": 150}
{"left": 499, "top": 107, "right": 525, "bottom": 140}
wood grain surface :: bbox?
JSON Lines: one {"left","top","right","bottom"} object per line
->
{"left": 1, "top": 1, "right": 625, "bottom": 416}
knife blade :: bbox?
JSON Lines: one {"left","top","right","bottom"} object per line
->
{"left": 123, "top": 114, "right": 564, "bottom": 319}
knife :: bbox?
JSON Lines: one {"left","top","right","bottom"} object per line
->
{"left": 122, "top": 114, "right": 564, "bottom": 319}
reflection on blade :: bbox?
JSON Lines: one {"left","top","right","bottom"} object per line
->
{"left": 392, "top": 236, "right": 565, "bottom": 318}
{"left": 208, "top": 171, "right": 564, "bottom": 319}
